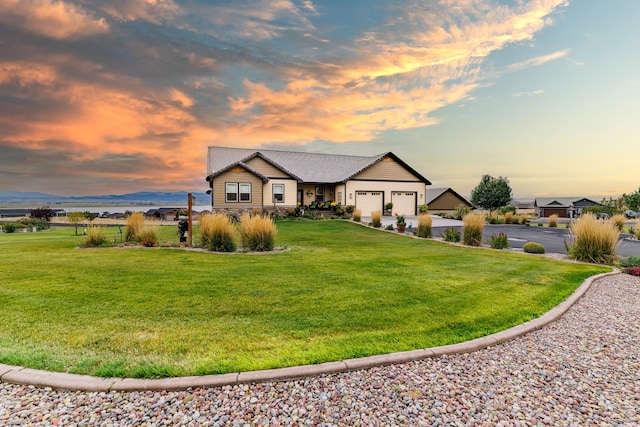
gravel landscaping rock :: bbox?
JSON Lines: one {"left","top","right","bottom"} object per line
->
{"left": 1, "top": 274, "right": 638, "bottom": 425}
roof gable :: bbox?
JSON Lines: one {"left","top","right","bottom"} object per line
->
{"left": 207, "top": 147, "right": 430, "bottom": 184}
{"left": 425, "top": 187, "right": 472, "bottom": 206}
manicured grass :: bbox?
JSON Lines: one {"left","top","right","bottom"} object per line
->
{"left": 0, "top": 220, "right": 608, "bottom": 378}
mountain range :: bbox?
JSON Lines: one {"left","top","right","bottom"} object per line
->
{"left": 0, "top": 191, "right": 209, "bottom": 205}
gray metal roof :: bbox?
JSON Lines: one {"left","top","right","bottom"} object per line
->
{"left": 207, "top": 146, "right": 430, "bottom": 184}
{"left": 534, "top": 197, "right": 600, "bottom": 208}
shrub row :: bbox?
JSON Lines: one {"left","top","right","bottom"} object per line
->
{"left": 198, "top": 213, "right": 277, "bottom": 252}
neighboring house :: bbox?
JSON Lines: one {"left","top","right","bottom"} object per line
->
{"left": 0, "top": 208, "right": 66, "bottom": 218}
{"left": 511, "top": 199, "right": 536, "bottom": 215}
{"left": 425, "top": 188, "right": 472, "bottom": 214}
{"left": 145, "top": 208, "right": 181, "bottom": 221}
{"left": 534, "top": 197, "right": 601, "bottom": 218}
{"left": 205, "top": 146, "right": 431, "bottom": 216}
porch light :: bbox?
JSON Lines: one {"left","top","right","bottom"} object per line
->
{"left": 349, "top": 193, "right": 353, "bottom": 199}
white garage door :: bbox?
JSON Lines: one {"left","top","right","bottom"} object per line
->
{"left": 355, "top": 191, "right": 383, "bottom": 217}
{"left": 391, "top": 192, "right": 416, "bottom": 216}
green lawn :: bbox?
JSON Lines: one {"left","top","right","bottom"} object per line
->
{"left": 0, "top": 220, "right": 608, "bottom": 378}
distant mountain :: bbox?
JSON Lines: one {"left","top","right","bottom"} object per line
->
{"left": 0, "top": 191, "right": 209, "bottom": 205}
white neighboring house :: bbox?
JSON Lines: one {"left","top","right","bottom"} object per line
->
{"left": 205, "top": 146, "right": 431, "bottom": 216}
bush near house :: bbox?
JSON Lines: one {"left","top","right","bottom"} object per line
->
{"left": 523, "top": 242, "right": 545, "bottom": 254}
{"left": 611, "top": 214, "right": 626, "bottom": 232}
{"left": 623, "top": 267, "right": 640, "bottom": 276}
{"left": 442, "top": 227, "right": 461, "bottom": 242}
{"left": 240, "top": 213, "right": 277, "bottom": 252}
{"left": 549, "top": 214, "right": 559, "bottom": 228}
{"left": 619, "top": 256, "right": 640, "bottom": 268}
{"left": 567, "top": 213, "right": 619, "bottom": 265}
{"left": 198, "top": 213, "right": 237, "bottom": 252}
{"left": 371, "top": 210, "right": 382, "bottom": 228}
{"left": 352, "top": 209, "right": 361, "bottom": 222}
{"left": 463, "top": 213, "right": 485, "bottom": 246}
{"left": 489, "top": 232, "right": 510, "bottom": 249}
{"left": 416, "top": 214, "right": 432, "bottom": 238}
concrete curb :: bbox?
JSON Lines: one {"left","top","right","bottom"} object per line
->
{"left": 0, "top": 271, "right": 617, "bottom": 392}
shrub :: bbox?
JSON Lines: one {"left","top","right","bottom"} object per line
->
{"left": 136, "top": 225, "right": 158, "bottom": 246}
{"left": 523, "top": 242, "right": 545, "bottom": 254}
{"left": 548, "top": 214, "right": 558, "bottom": 228}
{"left": 240, "top": 213, "right": 277, "bottom": 252}
{"left": 198, "top": 213, "right": 237, "bottom": 252}
{"left": 345, "top": 205, "right": 355, "bottom": 215}
{"left": 463, "top": 213, "right": 485, "bottom": 246}
{"left": 610, "top": 214, "right": 626, "bottom": 232}
{"left": 125, "top": 212, "right": 145, "bottom": 241}
{"left": 442, "top": 227, "right": 461, "bottom": 242}
{"left": 623, "top": 267, "right": 640, "bottom": 276}
{"left": 352, "top": 209, "right": 361, "bottom": 222}
{"left": 141, "top": 237, "right": 157, "bottom": 247}
{"left": 520, "top": 215, "right": 529, "bottom": 225}
{"left": 567, "top": 213, "right": 619, "bottom": 264}
{"left": 499, "top": 205, "right": 517, "bottom": 215}
{"left": 636, "top": 226, "right": 640, "bottom": 240}
{"left": 83, "top": 226, "right": 108, "bottom": 247}
{"left": 504, "top": 212, "right": 514, "bottom": 224}
{"left": 489, "top": 232, "right": 510, "bottom": 249}
{"left": 416, "top": 214, "right": 432, "bottom": 238}
{"left": 371, "top": 210, "right": 382, "bottom": 228}
{"left": 18, "top": 218, "right": 51, "bottom": 230}
{"left": 385, "top": 224, "right": 394, "bottom": 231}
{"left": 454, "top": 205, "right": 469, "bottom": 220}
{"left": 3, "top": 223, "right": 16, "bottom": 233}
{"left": 418, "top": 203, "right": 429, "bottom": 214}
{"left": 620, "top": 256, "right": 640, "bottom": 268}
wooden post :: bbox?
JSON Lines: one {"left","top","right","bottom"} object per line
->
{"left": 187, "top": 192, "right": 193, "bottom": 247}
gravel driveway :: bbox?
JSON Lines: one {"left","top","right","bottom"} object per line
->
{"left": 1, "top": 274, "right": 638, "bottom": 426}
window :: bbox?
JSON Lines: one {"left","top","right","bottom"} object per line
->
{"left": 226, "top": 182, "right": 251, "bottom": 202}
{"left": 273, "top": 184, "right": 284, "bottom": 203}
{"left": 315, "top": 186, "right": 325, "bottom": 202}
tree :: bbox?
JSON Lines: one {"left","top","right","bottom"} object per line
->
{"left": 623, "top": 187, "right": 640, "bottom": 212}
{"left": 67, "top": 212, "right": 86, "bottom": 236}
{"left": 470, "top": 175, "right": 513, "bottom": 212}
{"left": 30, "top": 206, "right": 55, "bottom": 221}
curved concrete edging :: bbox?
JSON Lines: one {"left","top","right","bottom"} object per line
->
{"left": 0, "top": 271, "right": 617, "bottom": 392}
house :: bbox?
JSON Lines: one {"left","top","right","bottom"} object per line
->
{"left": 534, "top": 197, "right": 601, "bottom": 218}
{"left": 205, "top": 146, "right": 431, "bottom": 216}
{"left": 145, "top": 208, "right": 182, "bottom": 221}
{"left": 424, "top": 188, "right": 473, "bottom": 214}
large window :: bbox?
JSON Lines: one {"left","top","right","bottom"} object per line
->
{"left": 273, "top": 184, "right": 284, "bottom": 203}
{"left": 226, "top": 182, "right": 251, "bottom": 202}
{"left": 315, "top": 186, "right": 325, "bottom": 202}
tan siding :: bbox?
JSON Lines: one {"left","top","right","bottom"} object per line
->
{"left": 428, "top": 192, "right": 470, "bottom": 210}
{"left": 245, "top": 157, "right": 289, "bottom": 178}
{"left": 354, "top": 157, "right": 418, "bottom": 181}
{"left": 212, "top": 169, "right": 263, "bottom": 206}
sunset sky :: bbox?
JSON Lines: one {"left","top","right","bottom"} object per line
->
{"left": 1, "top": 0, "right": 638, "bottom": 199}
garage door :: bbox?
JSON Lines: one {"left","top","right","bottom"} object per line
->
{"left": 391, "top": 191, "right": 416, "bottom": 216}
{"left": 355, "top": 191, "right": 383, "bottom": 217}
{"left": 542, "top": 208, "right": 567, "bottom": 218}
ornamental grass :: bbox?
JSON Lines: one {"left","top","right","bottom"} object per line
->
{"left": 416, "top": 214, "right": 432, "bottom": 238}
{"left": 610, "top": 214, "right": 626, "bottom": 232}
{"left": 352, "top": 209, "right": 361, "bottom": 222}
{"left": 504, "top": 211, "right": 515, "bottom": 224}
{"left": 83, "top": 226, "right": 108, "bottom": 247}
{"left": 463, "top": 213, "right": 485, "bottom": 246}
{"left": 124, "top": 212, "right": 145, "bottom": 241}
{"left": 198, "top": 212, "right": 237, "bottom": 252}
{"left": 240, "top": 213, "right": 277, "bottom": 252}
{"left": 548, "top": 214, "right": 559, "bottom": 228}
{"left": 371, "top": 210, "right": 382, "bottom": 228}
{"left": 567, "top": 213, "right": 619, "bottom": 265}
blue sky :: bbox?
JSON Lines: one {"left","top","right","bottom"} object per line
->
{"left": 0, "top": 0, "right": 637, "bottom": 199}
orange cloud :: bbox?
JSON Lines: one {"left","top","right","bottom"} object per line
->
{"left": 0, "top": 0, "right": 109, "bottom": 39}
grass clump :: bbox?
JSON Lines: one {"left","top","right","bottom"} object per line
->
{"left": 489, "top": 232, "right": 510, "bottom": 249}
{"left": 611, "top": 214, "right": 626, "bottom": 232}
{"left": 523, "top": 242, "right": 545, "bottom": 254}
{"left": 124, "top": 212, "right": 145, "bottom": 242}
{"left": 240, "top": 213, "right": 277, "bottom": 252}
{"left": 416, "top": 214, "right": 432, "bottom": 238}
{"left": 463, "top": 213, "right": 485, "bottom": 246}
{"left": 567, "top": 213, "right": 619, "bottom": 265}
{"left": 83, "top": 226, "right": 109, "bottom": 247}
{"left": 504, "top": 212, "right": 515, "bottom": 224}
{"left": 198, "top": 213, "right": 237, "bottom": 252}
{"left": 442, "top": 227, "right": 461, "bottom": 242}
{"left": 352, "top": 209, "right": 361, "bottom": 222}
{"left": 371, "top": 210, "right": 382, "bottom": 228}
{"left": 548, "top": 214, "right": 559, "bottom": 228}
{"left": 136, "top": 225, "right": 158, "bottom": 247}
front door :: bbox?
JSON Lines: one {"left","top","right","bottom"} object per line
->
{"left": 297, "top": 190, "right": 303, "bottom": 206}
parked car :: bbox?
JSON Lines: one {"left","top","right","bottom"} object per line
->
{"left": 625, "top": 210, "right": 638, "bottom": 219}
{"left": 596, "top": 212, "right": 610, "bottom": 220}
